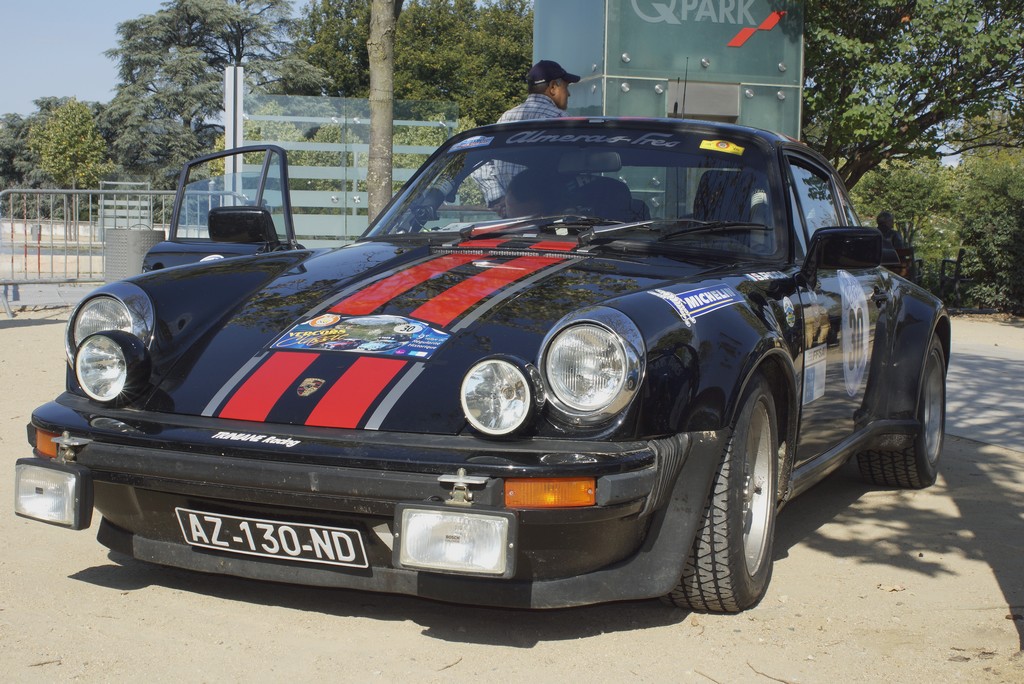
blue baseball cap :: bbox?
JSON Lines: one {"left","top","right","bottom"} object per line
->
{"left": 527, "top": 60, "right": 581, "bottom": 85}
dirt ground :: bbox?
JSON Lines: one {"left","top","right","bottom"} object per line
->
{"left": 1, "top": 307, "right": 1022, "bottom": 683}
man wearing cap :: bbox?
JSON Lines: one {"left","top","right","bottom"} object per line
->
{"left": 474, "top": 60, "right": 581, "bottom": 211}
{"left": 498, "top": 59, "right": 581, "bottom": 122}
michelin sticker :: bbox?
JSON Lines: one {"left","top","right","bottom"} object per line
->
{"left": 274, "top": 314, "right": 450, "bottom": 359}
{"left": 838, "top": 270, "right": 870, "bottom": 397}
{"left": 650, "top": 284, "right": 740, "bottom": 327}
{"left": 802, "top": 344, "right": 826, "bottom": 405}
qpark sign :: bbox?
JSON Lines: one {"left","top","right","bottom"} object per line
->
{"left": 621, "top": 0, "right": 801, "bottom": 90}
{"left": 630, "top": 0, "right": 787, "bottom": 46}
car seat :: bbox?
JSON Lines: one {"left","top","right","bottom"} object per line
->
{"left": 567, "top": 176, "right": 647, "bottom": 222}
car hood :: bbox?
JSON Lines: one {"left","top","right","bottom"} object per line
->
{"left": 131, "top": 238, "right": 724, "bottom": 435}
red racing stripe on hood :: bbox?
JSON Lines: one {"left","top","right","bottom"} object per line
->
{"left": 329, "top": 250, "right": 498, "bottom": 316}
{"left": 217, "top": 351, "right": 316, "bottom": 421}
{"left": 410, "top": 254, "right": 565, "bottom": 327}
{"left": 305, "top": 357, "right": 407, "bottom": 428}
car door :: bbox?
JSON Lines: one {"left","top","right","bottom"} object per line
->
{"left": 787, "top": 155, "right": 888, "bottom": 464}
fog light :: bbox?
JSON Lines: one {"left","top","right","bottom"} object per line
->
{"left": 74, "top": 330, "right": 150, "bottom": 405}
{"left": 394, "top": 504, "right": 516, "bottom": 577}
{"left": 460, "top": 356, "right": 543, "bottom": 436}
{"left": 14, "top": 459, "right": 93, "bottom": 529}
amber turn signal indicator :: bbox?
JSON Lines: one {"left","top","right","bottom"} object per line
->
{"left": 504, "top": 477, "right": 596, "bottom": 508}
{"left": 34, "top": 429, "right": 59, "bottom": 459}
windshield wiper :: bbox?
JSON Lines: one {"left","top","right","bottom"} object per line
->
{"left": 458, "top": 216, "right": 550, "bottom": 240}
{"left": 578, "top": 219, "right": 771, "bottom": 246}
{"left": 576, "top": 219, "right": 660, "bottom": 246}
{"left": 658, "top": 220, "right": 771, "bottom": 241}
{"left": 460, "top": 215, "right": 620, "bottom": 241}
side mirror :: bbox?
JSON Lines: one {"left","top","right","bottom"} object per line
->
{"left": 207, "top": 206, "right": 280, "bottom": 245}
{"left": 801, "top": 227, "right": 882, "bottom": 285}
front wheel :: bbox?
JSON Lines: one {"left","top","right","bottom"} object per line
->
{"left": 857, "top": 337, "right": 946, "bottom": 489}
{"left": 663, "top": 375, "right": 779, "bottom": 613}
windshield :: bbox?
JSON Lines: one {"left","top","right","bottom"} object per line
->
{"left": 367, "top": 124, "right": 785, "bottom": 259}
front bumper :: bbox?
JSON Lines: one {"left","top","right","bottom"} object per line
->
{"left": 21, "top": 395, "right": 727, "bottom": 608}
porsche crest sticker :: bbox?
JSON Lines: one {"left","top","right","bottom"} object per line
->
{"left": 296, "top": 377, "right": 325, "bottom": 397}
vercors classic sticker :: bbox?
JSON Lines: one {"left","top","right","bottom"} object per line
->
{"left": 273, "top": 314, "right": 450, "bottom": 359}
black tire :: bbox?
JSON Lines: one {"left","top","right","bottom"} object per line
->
{"left": 663, "top": 375, "right": 779, "bottom": 613}
{"left": 857, "top": 337, "right": 945, "bottom": 489}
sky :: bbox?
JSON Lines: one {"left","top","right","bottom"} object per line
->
{"left": 0, "top": 1, "right": 169, "bottom": 116}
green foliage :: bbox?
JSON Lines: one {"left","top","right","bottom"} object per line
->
{"left": 804, "top": 0, "right": 1024, "bottom": 187}
{"left": 0, "top": 113, "right": 33, "bottom": 189}
{"left": 954, "top": 149, "right": 1024, "bottom": 312}
{"left": 464, "top": 0, "right": 535, "bottom": 125}
{"left": 850, "top": 158, "right": 959, "bottom": 291}
{"left": 27, "top": 98, "right": 111, "bottom": 189}
{"left": 294, "top": 0, "right": 534, "bottom": 127}
{"left": 1, "top": 98, "right": 95, "bottom": 189}
{"left": 102, "top": 0, "right": 326, "bottom": 188}
{"left": 292, "top": 0, "right": 373, "bottom": 97}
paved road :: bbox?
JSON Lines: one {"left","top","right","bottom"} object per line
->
{"left": 946, "top": 316, "right": 1024, "bottom": 453}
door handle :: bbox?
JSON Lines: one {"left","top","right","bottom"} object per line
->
{"left": 871, "top": 287, "right": 888, "bottom": 308}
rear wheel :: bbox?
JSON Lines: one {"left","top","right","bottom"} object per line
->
{"left": 664, "top": 375, "right": 779, "bottom": 613}
{"left": 857, "top": 337, "right": 945, "bottom": 489}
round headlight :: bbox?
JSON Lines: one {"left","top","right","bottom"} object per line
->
{"left": 76, "top": 334, "right": 128, "bottom": 402}
{"left": 461, "top": 358, "right": 541, "bottom": 436}
{"left": 66, "top": 285, "right": 155, "bottom": 364}
{"left": 73, "top": 296, "right": 133, "bottom": 347}
{"left": 74, "top": 331, "right": 151, "bottom": 405}
{"left": 544, "top": 323, "right": 631, "bottom": 414}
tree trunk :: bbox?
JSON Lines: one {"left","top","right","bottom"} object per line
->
{"left": 366, "top": 1, "right": 403, "bottom": 222}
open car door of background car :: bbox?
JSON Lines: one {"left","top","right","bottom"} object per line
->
{"left": 142, "top": 145, "right": 300, "bottom": 271}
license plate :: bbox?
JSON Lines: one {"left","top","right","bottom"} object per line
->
{"left": 175, "top": 507, "right": 369, "bottom": 569}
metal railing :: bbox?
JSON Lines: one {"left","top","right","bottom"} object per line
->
{"left": 0, "top": 188, "right": 175, "bottom": 315}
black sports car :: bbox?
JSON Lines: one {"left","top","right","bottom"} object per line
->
{"left": 16, "top": 118, "right": 949, "bottom": 613}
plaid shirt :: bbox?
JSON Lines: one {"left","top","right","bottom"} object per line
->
{"left": 497, "top": 94, "right": 566, "bottom": 123}
{"left": 473, "top": 95, "right": 566, "bottom": 204}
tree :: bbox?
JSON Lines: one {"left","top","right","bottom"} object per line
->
{"left": 803, "top": 0, "right": 1024, "bottom": 187}
{"left": 461, "top": 0, "right": 533, "bottom": 125}
{"left": 28, "top": 98, "right": 111, "bottom": 189}
{"left": 292, "top": 0, "right": 373, "bottom": 97}
{"left": 392, "top": 0, "right": 532, "bottom": 125}
{"left": 954, "top": 149, "right": 1024, "bottom": 312}
{"left": 850, "top": 159, "right": 951, "bottom": 247}
{"left": 850, "top": 159, "right": 959, "bottom": 292}
{"left": 293, "top": 0, "right": 533, "bottom": 126}
{"left": 367, "top": 0, "right": 405, "bottom": 220}
{"left": 1, "top": 99, "right": 92, "bottom": 189}
{"left": 293, "top": 0, "right": 532, "bottom": 217}
{"left": 0, "top": 113, "right": 31, "bottom": 189}
{"left": 103, "top": 0, "right": 326, "bottom": 187}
